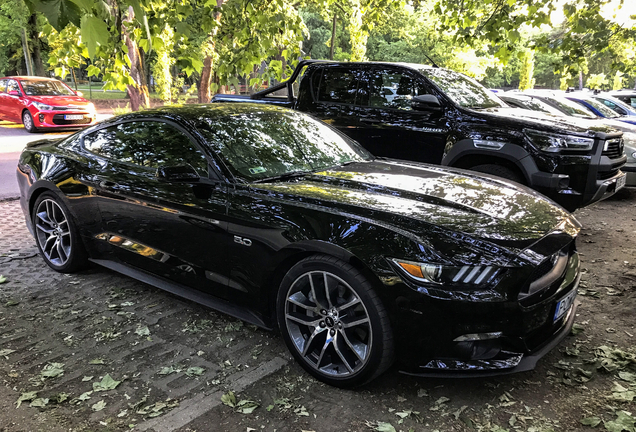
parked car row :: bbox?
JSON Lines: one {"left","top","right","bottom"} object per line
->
{"left": 12, "top": 62, "right": 626, "bottom": 387}
{"left": 499, "top": 90, "right": 636, "bottom": 187}
{"left": 214, "top": 60, "right": 627, "bottom": 212}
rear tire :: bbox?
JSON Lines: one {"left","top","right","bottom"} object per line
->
{"left": 276, "top": 255, "right": 393, "bottom": 388}
{"left": 470, "top": 163, "right": 525, "bottom": 184}
{"left": 32, "top": 192, "right": 88, "bottom": 273}
{"left": 22, "top": 111, "right": 37, "bottom": 133}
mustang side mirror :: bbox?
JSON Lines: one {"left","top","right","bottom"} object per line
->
{"left": 412, "top": 94, "right": 442, "bottom": 111}
{"left": 156, "top": 165, "right": 200, "bottom": 182}
{"left": 75, "top": 90, "right": 83, "bottom": 97}
{"left": 8, "top": 90, "right": 21, "bottom": 97}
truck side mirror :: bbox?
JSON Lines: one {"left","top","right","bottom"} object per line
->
{"left": 412, "top": 94, "right": 442, "bottom": 111}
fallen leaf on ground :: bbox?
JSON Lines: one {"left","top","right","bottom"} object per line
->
{"left": 16, "top": 391, "right": 38, "bottom": 408}
{"left": 41, "top": 363, "right": 64, "bottom": 379}
{"left": 93, "top": 374, "right": 121, "bottom": 392}
{"left": 185, "top": 366, "right": 205, "bottom": 377}
{"left": 92, "top": 400, "right": 106, "bottom": 411}
{"left": 30, "top": 398, "right": 49, "bottom": 408}
{"left": 135, "top": 325, "right": 150, "bottom": 336}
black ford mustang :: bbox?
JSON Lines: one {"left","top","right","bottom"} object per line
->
{"left": 16, "top": 103, "right": 581, "bottom": 387}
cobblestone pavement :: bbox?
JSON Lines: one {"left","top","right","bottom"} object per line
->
{"left": 0, "top": 199, "right": 289, "bottom": 431}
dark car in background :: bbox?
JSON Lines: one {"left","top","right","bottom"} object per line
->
{"left": 214, "top": 61, "right": 626, "bottom": 212}
{"left": 0, "top": 76, "right": 97, "bottom": 132}
{"left": 17, "top": 104, "right": 581, "bottom": 386}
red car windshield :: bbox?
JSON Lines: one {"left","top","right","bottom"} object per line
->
{"left": 21, "top": 80, "right": 75, "bottom": 96}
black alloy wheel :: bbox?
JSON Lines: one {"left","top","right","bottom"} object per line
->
{"left": 22, "top": 110, "right": 37, "bottom": 133}
{"left": 32, "top": 192, "right": 87, "bottom": 273}
{"left": 277, "top": 255, "right": 393, "bottom": 387}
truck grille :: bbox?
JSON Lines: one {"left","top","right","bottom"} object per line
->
{"left": 603, "top": 138, "right": 624, "bottom": 159}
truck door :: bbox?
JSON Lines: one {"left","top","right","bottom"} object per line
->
{"left": 355, "top": 67, "right": 449, "bottom": 164}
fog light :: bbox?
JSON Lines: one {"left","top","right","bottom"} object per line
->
{"left": 38, "top": 114, "right": 44, "bottom": 123}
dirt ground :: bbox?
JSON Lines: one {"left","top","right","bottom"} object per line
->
{"left": 1, "top": 188, "right": 636, "bottom": 432}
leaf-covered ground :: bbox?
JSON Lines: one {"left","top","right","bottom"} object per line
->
{"left": 1, "top": 189, "right": 636, "bottom": 432}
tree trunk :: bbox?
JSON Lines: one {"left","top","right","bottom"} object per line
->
{"left": 29, "top": 14, "right": 45, "bottom": 76}
{"left": 197, "top": 0, "right": 225, "bottom": 103}
{"left": 198, "top": 56, "right": 213, "bottom": 102}
{"left": 123, "top": 6, "right": 149, "bottom": 111}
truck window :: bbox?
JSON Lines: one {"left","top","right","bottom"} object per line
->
{"left": 366, "top": 69, "right": 429, "bottom": 111}
{"left": 317, "top": 68, "right": 359, "bottom": 104}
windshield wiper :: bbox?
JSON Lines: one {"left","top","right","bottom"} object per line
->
{"left": 252, "top": 170, "right": 316, "bottom": 183}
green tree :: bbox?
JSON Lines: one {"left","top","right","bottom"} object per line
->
{"left": 613, "top": 71, "right": 625, "bottom": 90}
{"left": 518, "top": 49, "right": 535, "bottom": 90}
{"left": 586, "top": 73, "right": 608, "bottom": 90}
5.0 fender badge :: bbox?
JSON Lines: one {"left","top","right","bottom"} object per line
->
{"left": 234, "top": 235, "right": 252, "bottom": 247}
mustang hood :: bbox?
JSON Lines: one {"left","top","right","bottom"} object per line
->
{"left": 254, "top": 160, "right": 580, "bottom": 251}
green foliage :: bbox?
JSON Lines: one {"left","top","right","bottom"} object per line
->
{"left": 613, "top": 71, "right": 626, "bottom": 90}
{"left": 518, "top": 49, "right": 535, "bottom": 90}
{"left": 0, "top": 0, "right": 30, "bottom": 75}
{"left": 151, "top": 24, "right": 175, "bottom": 103}
{"left": 587, "top": 73, "right": 608, "bottom": 90}
{"left": 215, "top": 0, "right": 307, "bottom": 85}
{"left": 434, "top": 0, "right": 555, "bottom": 63}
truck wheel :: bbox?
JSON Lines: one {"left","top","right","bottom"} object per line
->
{"left": 277, "top": 255, "right": 394, "bottom": 388}
{"left": 470, "top": 164, "right": 525, "bottom": 185}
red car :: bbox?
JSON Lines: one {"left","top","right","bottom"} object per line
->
{"left": 0, "top": 76, "right": 97, "bottom": 133}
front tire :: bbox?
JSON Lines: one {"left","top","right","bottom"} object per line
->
{"left": 32, "top": 192, "right": 87, "bottom": 273}
{"left": 22, "top": 111, "right": 37, "bottom": 133}
{"left": 276, "top": 255, "right": 393, "bottom": 387}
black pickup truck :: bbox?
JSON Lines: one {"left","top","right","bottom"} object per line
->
{"left": 213, "top": 60, "right": 627, "bottom": 211}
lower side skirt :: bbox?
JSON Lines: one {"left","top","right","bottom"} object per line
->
{"left": 89, "top": 258, "right": 271, "bottom": 330}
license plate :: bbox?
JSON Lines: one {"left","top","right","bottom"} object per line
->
{"left": 64, "top": 114, "right": 84, "bottom": 120}
{"left": 553, "top": 289, "right": 576, "bottom": 323}
{"left": 616, "top": 174, "right": 626, "bottom": 191}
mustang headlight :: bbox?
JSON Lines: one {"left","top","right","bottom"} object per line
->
{"left": 32, "top": 101, "right": 54, "bottom": 111}
{"left": 525, "top": 129, "right": 594, "bottom": 152}
{"left": 391, "top": 258, "right": 502, "bottom": 289}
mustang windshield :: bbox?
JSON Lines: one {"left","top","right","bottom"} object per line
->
{"left": 21, "top": 80, "right": 76, "bottom": 96}
{"left": 420, "top": 68, "right": 507, "bottom": 109}
{"left": 199, "top": 110, "right": 372, "bottom": 182}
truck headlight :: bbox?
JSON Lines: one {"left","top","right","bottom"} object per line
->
{"left": 525, "top": 129, "right": 594, "bottom": 152}
{"left": 391, "top": 258, "right": 503, "bottom": 289}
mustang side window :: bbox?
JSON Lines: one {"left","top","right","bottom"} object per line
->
{"left": 0, "top": 79, "right": 7, "bottom": 93}
{"left": 83, "top": 121, "right": 208, "bottom": 176}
